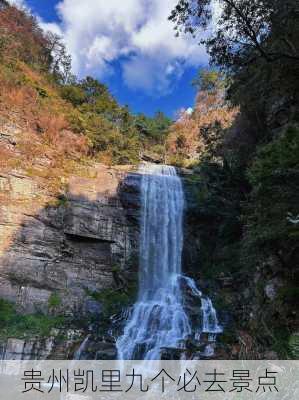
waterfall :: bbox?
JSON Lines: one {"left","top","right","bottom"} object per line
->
{"left": 74, "top": 335, "right": 90, "bottom": 360}
{"left": 116, "top": 164, "right": 221, "bottom": 360}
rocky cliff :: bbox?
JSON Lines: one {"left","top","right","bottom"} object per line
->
{"left": 1, "top": 119, "right": 295, "bottom": 361}
{"left": 0, "top": 120, "right": 141, "bottom": 359}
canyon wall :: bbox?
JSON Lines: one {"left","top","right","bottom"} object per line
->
{"left": 0, "top": 120, "right": 141, "bottom": 359}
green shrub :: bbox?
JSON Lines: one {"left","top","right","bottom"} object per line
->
{"left": 245, "top": 125, "right": 299, "bottom": 264}
{"left": 0, "top": 298, "right": 14, "bottom": 324}
{"left": 60, "top": 85, "right": 86, "bottom": 106}
{"left": 248, "top": 126, "right": 299, "bottom": 186}
{"left": 88, "top": 285, "right": 137, "bottom": 319}
{"left": 48, "top": 292, "right": 62, "bottom": 309}
{"left": 277, "top": 286, "right": 299, "bottom": 305}
{"left": 0, "top": 298, "right": 64, "bottom": 339}
{"left": 289, "top": 333, "right": 299, "bottom": 359}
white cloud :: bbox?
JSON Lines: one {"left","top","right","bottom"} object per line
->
{"left": 50, "top": 0, "right": 208, "bottom": 95}
{"left": 7, "top": 0, "right": 27, "bottom": 8}
{"left": 8, "top": 0, "right": 210, "bottom": 95}
{"left": 39, "top": 21, "right": 63, "bottom": 37}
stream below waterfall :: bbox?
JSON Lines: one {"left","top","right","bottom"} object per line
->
{"left": 116, "top": 164, "right": 222, "bottom": 360}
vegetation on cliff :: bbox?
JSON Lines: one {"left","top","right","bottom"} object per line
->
{"left": 0, "top": 298, "right": 65, "bottom": 339}
{"left": 170, "top": 0, "right": 299, "bottom": 358}
{"left": 0, "top": 0, "right": 298, "bottom": 359}
{"left": 0, "top": 2, "right": 171, "bottom": 174}
{"left": 166, "top": 70, "right": 238, "bottom": 167}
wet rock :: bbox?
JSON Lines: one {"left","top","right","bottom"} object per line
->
{"left": 160, "top": 347, "right": 182, "bottom": 360}
{"left": 96, "top": 346, "right": 117, "bottom": 360}
{"left": 141, "top": 153, "right": 163, "bottom": 164}
{"left": 118, "top": 173, "right": 141, "bottom": 225}
{"left": 84, "top": 340, "right": 117, "bottom": 360}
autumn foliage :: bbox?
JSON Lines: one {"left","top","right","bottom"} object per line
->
{"left": 0, "top": 3, "right": 90, "bottom": 193}
{"left": 0, "top": 5, "right": 49, "bottom": 66}
{"left": 167, "top": 87, "right": 238, "bottom": 166}
{"left": 0, "top": 3, "right": 173, "bottom": 172}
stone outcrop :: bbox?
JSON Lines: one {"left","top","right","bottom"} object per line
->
{"left": 0, "top": 330, "right": 82, "bottom": 360}
{"left": 0, "top": 120, "right": 142, "bottom": 359}
{"left": 0, "top": 165, "right": 140, "bottom": 317}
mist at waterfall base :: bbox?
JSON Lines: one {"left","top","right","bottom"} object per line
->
{"left": 116, "top": 164, "right": 222, "bottom": 360}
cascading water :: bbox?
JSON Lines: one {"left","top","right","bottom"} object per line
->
{"left": 74, "top": 335, "right": 90, "bottom": 360}
{"left": 116, "top": 163, "right": 222, "bottom": 360}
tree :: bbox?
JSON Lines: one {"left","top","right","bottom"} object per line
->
{"left": 192, "top": 69, "right": 225, "bottom": 92}
{"left": 0, "top": 5, "right": 49, "bottom": 66}
{"left": 77, "top": 77, "right": 120, "bottom": 119}
{"left": 79, "top": 76, "right": 109, "bottom": 102}
{"left": 0, "top": 4, "right": 72, "bottom": 80}
{"left": 135, "top": 112, "right": 171, "bottom": 144}
{"left": 0, "top": 0, "right": 9, "bottom": 10}
{"left": 45, "top": 32, "right": 72, "bottom": 83}
{"left": 170, "top": 0, "right": 299, "bottom": 69}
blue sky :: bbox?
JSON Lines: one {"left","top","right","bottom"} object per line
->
{"left": 14, "top": 0, "right": 208, "bottom": 118}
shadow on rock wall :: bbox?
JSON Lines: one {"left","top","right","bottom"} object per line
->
{"left": 0, "top": 166, "right": 141, "bottom": 359}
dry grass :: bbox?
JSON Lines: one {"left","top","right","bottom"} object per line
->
{"left": 0, "top": 6, "right": 100, "bottom": 198}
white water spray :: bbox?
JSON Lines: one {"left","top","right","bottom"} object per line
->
{"left": 116, "top": 164, "right": 221, "bottom": 360}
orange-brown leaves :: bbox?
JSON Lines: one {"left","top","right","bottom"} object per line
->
{"left": 0, "top": 5, "right": 49, "bottom": 67}
{"left": 167, "top": 90, "right": 238, "bottom": 164}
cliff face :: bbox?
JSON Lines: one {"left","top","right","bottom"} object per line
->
{"left": 0, "top": 120, "right": 141, "bottom": 359}
{"left": 0, "top": 149, "right": 258, "bottom": 360}
{"left": 182, "top": 175, "right": 298, "bottom": 360}
{"left": 0, "top": 167, "right": 139, "bottom": 315}
{"left": 1, "top": 118, "right": 294, "bottom": 361}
